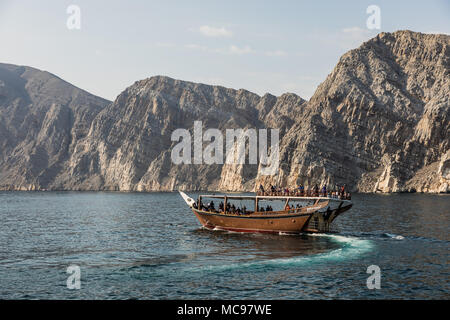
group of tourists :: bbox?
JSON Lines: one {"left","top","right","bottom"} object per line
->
{"left": 193, "top": 200, "right": 218, "bottom": 212}
{"left": 191, "top": 182, "right": 352, "bottom": 215}
{"left": 257, "top": 183, "right": 351, "bottom": 200}
{"left": 259, "top": 203, "right": 303, "bottom": 212}
{"left": 193, "top": 200, "right": 250, "bottom": 215}
{"left": 219, "top": 202, "right": 248, "bottom": 215}
{"left": 258, "top": 205, "right": 273, "bottom": 213}
{"left": 194, "top": 199, "right": 308, "bottom": 214}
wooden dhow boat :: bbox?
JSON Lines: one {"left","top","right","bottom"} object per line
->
{"left": 179, "top": 191, "right": 352, "bottom": 234}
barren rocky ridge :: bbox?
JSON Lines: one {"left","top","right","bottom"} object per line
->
{"left": 0, "top": 30, "right": 448, "bottom": 192}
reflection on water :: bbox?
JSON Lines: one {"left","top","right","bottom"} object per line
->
{"left": 0, "top": 192, "right": 448, "bottom": 299}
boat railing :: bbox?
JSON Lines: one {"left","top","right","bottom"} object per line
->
{"left": 256, "top": 190, "right": 351, "bottom": 200}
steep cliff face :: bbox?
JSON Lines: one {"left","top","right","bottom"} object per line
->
{"left": 255, "top": 30, "right": 449, "bottom": 193}
{"left": 0, "top": 63, "right": 110, "bottom": 190}
{"left": 61, "top": 77, "right": 306, "bottom": 191}
{"left": 0, "top": 30, "right": 448, "bottom": 193}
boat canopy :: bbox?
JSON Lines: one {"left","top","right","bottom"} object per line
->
{"left": 198, "top": 194, "right": 351, "bottom": 203}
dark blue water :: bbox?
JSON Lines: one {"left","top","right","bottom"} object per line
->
{"left": 0, "top": 192, "right": 448, "bottom": 299}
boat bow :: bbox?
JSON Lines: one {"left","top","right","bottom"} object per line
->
{"left": 179, "top": 191, "right": 196, "bottom": 208}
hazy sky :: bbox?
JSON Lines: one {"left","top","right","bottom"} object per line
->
{"left": 0, "top": 0, "right": 449, "bottom": 101}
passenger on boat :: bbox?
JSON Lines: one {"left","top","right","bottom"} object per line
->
{"left": 208, "top": 201, "right": 215, "bottom": 211}
{"left": 198, "top": 199, "right": 207, "bottom": 211}
{"left": 231, "top": 204, "right": 236, "bottom": 213}
{"left": 285, "top": 203, "right": 290, "bottom": 211}
{"left": 259, "top": 184, "right": 265, "bottom": 195}
{"left": 218, "top": 202, "right": 224, "bottom": 212}
{"left": 322, "top": 185, "right": 327, "bottom": 196}
{"left": 270, "top": 185, "right": 276, "bottom": 194}
{"left": 242, "top": 206, "right": 247, "bottom": 214}
{"left": 314, "top": 184, "right": 319, "bottom": 196}
{"left": 340, "top": 185, "right": 345, "bottom": 197}
{"left": 297, "top": 184, "right": 304, "bottom": 196}
{"left": 260, "top": 207, "right": 265, "bottom": 212}
{"left": 236, "top": 208, "right": 241, "bottom": 215}
{"left": 226, "top": 203, "right": 231, "bottom": 212}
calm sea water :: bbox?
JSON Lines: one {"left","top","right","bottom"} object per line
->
{"left": 0, "top": 191, "right": 448, "bottom": 299}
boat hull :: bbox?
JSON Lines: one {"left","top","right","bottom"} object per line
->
{"left": 192, "top": 209, "right": 314, "bottom": 234}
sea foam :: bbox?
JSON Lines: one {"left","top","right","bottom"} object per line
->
{"left": 185, "top": 233, "right": 374, "bottom": 274}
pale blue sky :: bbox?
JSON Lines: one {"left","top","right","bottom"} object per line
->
{"left": 0, "top": 0, "right": 449, "bottom": 101}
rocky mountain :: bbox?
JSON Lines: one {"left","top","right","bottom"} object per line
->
{"left": 0, "top": 63, "right": 110, "bottom": 190}
{"left": 58, "top": 77, "right": 306, "bottom": 191}
{"left": 0, "top": 30, "right": 448, "bottom": 193}
{"left": 255, "top": 30, "right": 449, "bottom": 193}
